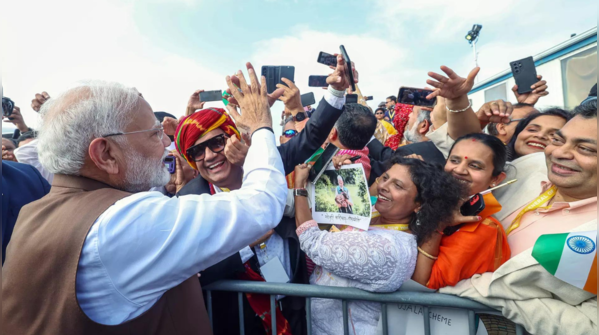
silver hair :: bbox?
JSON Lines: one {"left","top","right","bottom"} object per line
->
{"left": 38, "top": 81, "right": 140, "bottom": 175}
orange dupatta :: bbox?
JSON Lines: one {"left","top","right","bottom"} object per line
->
{"left": 427, "top": 193, "right": 511, "bottom": 290}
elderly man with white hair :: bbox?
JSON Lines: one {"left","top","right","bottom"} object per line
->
{"left": 2, "top": 64, "right": 288, "bottom": 335}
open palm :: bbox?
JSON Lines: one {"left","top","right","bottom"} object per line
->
{"left": 426, "top": 66, "right": 480, "bottom": 100}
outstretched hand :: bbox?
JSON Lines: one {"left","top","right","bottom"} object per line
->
{"left": 425, "top": 66, "right": 480, "bottom": 101}
{"left": 512, "top": 75, "right": 548, "bottom": 105}
{"left": 325, "top": 54, "right": 359, "bottom": 92}
{"left": 225, "top": 62, "right": 273, "bottom": 134}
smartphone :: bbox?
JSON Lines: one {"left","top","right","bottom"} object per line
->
{"left": 301, "top": 92, "right": 316, "bottom": 107}
{"left": 2, "top": 97, "right": 14, "bottom": 117}
{"left": 261, "top": 66, "right": 295, "bottom": 94}
{"left": 317, "top": 52, "right": 337, "bottom": 67}
{"left": 309, "top": 144, "right": 340, "bottom": 183}
{"left": 510, "top": 56, "right": 537, "bottom": 94}
{"left": 364, "top": 96, "right": 373, "bottom": 101}
{"left": 309, "top": 75, "right": 328, "bottom": 88}
{"left": 349, "top": 155, "right": 361, "bottom": 163}
{"left": 397, "top": 87, "right": 435, "bottom": 107}
{"left": 346, "top": 94, "right": 358, "bottom": 104}
{"left": 444, "top": 193, "right": 486, "bottom": 236}
{"left": 164, "top": 156, "right": 176, "bottom": 174}
{"left": 199, "top": 90, "right": 223, "bottom": 102}
{"left": 339, "top": 45, "right": 356, "bottom": 92}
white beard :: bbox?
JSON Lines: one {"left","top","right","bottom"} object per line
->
{"left": 122, "top": 148, "right": 171, "bottom": 193}
{"left": 403, "top": 122, "right": 423, "bottom": 144}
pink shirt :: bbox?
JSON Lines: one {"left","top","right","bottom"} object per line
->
{"left": 503, "top": 182, "right": 597, "bottom": 257}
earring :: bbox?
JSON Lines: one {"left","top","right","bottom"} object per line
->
{"left": 416, "top": 211, "right": 421, "bottom": 225}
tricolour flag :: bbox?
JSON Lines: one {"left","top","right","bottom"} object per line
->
{"left": 532, "top": 230, "right": 597, "bottom": 295}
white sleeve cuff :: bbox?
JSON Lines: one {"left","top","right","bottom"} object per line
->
{"left": 239, "top": 246, "right": 255, "bottom": 264}
{"left": 324, "top": 90, "right": 346, "bottom": 110}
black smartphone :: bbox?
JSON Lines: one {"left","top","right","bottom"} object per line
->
{"left": 199, "top": 90, "right": 223, "bottom": 102}
{"left": 345, "top": 94, "right": 358, "bottom": 104}
{"left": 2, "top": 97, "right": 14, "bottom": 117}
{"left": 309, "top": 75, "right": 328, "bottom": 87}
{"left": 397, "top": 87, "right": 435, "bottom": 107}
{"left": 339, "top": 45, "right": 356, "bottom": 92}
{"left": 309, "top": 144, "right": 340, "bottom": 182}
{"left": 317, "top": 52, "right": 337, "bottom": 67}
{"left": 261, "top": 66, "right": 295, "bottom": 94}
{"left": 510, "top": 56, "right": 538, "bottom": 94}
{"left": 444, "top": 194, "right": 486, "bottom": 236}
{"left": 349, "top": 155, "right": 361, "bottom": 163}
{"left": 364, "top": 96, "right": 373, "bottom": 101}
{"left": 301, "top": 92, "right": 316, "bottom": 107}
{"left": 164, "top": 156, "right": 176, "bottom": 174}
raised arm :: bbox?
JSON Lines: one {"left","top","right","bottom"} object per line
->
{"left": 90, "top": 63, "right": 288, "bottom": 309}
{"left": 425, "top": 66, "right": 482, "bottom": 140}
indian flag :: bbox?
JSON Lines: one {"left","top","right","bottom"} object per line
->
{"left": 532, "top": 230, "right": 597, "bottom": 295}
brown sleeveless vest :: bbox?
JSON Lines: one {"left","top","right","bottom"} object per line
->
{"left": 2, "top": 174, "right": 213, "bottom": 335}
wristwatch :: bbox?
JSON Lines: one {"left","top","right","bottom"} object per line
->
{"left": 294, "top": 112, "right": 307, "bottom": 122}
{"left": 293, "top": 188, "right": 308, "bottom": 197}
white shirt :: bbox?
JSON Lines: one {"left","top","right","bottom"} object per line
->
{"left": 76, "top": 129, "right": 287, "bottom": 325}
{"left": 13, "top": 139, "right": 54, "bottom": 183}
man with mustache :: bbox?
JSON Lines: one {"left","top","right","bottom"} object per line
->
{"left": 441, "top": 100, "right": 597, "bottom": 335}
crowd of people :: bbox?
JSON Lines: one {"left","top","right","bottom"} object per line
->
{"left": 1, "top": 52, "right": 597, "bottom": 335}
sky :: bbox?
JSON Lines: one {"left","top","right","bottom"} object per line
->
{"left": 1, "top": 0, "right": 596, "bottom": 139}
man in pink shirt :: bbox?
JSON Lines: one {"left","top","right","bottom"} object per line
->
{"left": 504, "top": 101, "right": 597, "bottom": 256}
{"left": 441, "top": 100, "right": 597, "bottom": 335}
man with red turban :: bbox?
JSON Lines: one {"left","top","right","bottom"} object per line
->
{"left": 175, "top": 57, "right": 360, "bottom": 335}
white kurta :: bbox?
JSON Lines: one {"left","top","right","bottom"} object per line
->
{"left": 76, "top": 129, "right": 288, "bottom": 325}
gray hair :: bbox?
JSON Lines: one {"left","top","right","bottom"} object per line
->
{"left": 38, "top": 81, "right": 140, "bottom": 175}
{"left": 415, "top": 107, "right": 432, "bottom": 124}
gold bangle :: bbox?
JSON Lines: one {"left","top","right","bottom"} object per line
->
{"left": 417, "top": 247, "right": 438, "bottom": 260}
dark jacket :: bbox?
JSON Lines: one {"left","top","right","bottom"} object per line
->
{"left": 178, "top": 97, "right": 344, "bottom": 335}
{"left": 367, "top": 139, "right": 446, "bottom": 185}
{"left": 2, "top": 161, "right": 51, "bottom": 264}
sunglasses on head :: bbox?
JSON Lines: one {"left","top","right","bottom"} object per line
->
{"left": 283, "top": 129, "right": 299, "bottom": 138}
{"left": 186, "top": 134, "right": 229, "bottom": 162}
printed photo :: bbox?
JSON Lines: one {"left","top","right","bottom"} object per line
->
{"left": 310, "top": 163, "right": 371, "bottom": 230}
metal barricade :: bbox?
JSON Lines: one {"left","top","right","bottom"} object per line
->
{"left": 204, "top": 280, "right": 527, "bottom": 335}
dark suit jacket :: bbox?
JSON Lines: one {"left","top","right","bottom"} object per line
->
{"left": 367, "top": 139, "right": 446, "bottom": 186}
{"left": 2, "top": 161, "right": 51, "bottom": 264}
{"left": 179, "top": 97, "right": 343, "bottom": 335}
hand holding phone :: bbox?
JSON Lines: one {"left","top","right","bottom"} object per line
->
{"left": 397, "top": 87, "right": 435, "bottom": 107}
{"left": 317, "top": 52, "right": 337, "bottom": 67}
{"left": 443, "top": 194, "right": 485, "bottom": 235}
{"left": 308, "top": 75, "right": 328, "bottom": 88}
{"left": 164, "top": 156, "right": 176, "bottom": 174}
{"left": 510, "top": 57, "right": 538, "bottom": 95}
{"left": 261, "top": 66, "right": 295, "bottom": 94}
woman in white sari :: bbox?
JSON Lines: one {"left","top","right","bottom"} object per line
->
{"left": 293, "top": 156, "right": 476, "bottom": 335}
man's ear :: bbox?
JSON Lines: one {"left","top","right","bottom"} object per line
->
{"left": 496, "top": 123, "right": 508, "bottom": 136}
{"left": 329, "top": 128, "right": 338, "bottom": 142}
{"left": 89, "top": 137, "right": 120, "bottom": 175}
{"left": 418, "top": 120, "right": 431, "bottom": 135}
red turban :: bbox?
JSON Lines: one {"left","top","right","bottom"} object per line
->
{"left": 175, "top": 108, "right": 240, "bottom": 169}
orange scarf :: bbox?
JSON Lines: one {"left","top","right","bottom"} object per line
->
{"left": 427, "top": 193, "right": 511, "bottom": 290}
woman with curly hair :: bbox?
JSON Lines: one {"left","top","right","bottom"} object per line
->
{"left": 292, "top": 157, "right": 477, "bottom": 335}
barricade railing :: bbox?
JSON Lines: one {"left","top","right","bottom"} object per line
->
{"left": 203, "top": 280, "right": 526, "bottom": 335}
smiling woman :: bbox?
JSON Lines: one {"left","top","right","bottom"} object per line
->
{"left": 506, "top": 108, "right": 572, "bottom": 161}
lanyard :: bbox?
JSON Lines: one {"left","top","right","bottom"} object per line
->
{"left": 506, "top": 185, "right": 558, "bottom": 235}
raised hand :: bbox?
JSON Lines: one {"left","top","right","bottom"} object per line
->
{"left": 224, "top": 134, "right": 250, "bottom": 166}
{"left": 4, "top": 106, "right": 29, "bottom": 132}
{"left": 476, "top": 100, "right": 513, "bottom": 126}
{"left": 276, "top": 78, "right": 303, "bottom": 115}
{"left": 426, "top": 66, "right": 480, "bottom": 101}
{"left": 326, "top": 54, "right": 359, "bottom": 92}
{"left": 226, "top": 76, "right": 285, "bottom": 108}
{"left": 512, "top": 75, "right": 548, "bottom": 106}
{"left": 187, "top": 90, "right": 206, "bottom": 116}
{"left": 31, "top": 92, "right": 50, "bottom": 112}
{"left": 294, "top": 163, "right": 312, "bottom": 189}
{"left": 225, "top": 62, "right": 273, "bottom": 134}
{"left": 162, "top": 117, "right": 179, "bottom": 137}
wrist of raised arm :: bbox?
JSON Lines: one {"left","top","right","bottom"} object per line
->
{"left": 445, "top": 95, "right": 470, "bottom": 111}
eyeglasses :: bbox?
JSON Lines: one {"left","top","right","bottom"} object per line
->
{"left": 102, "top": 126, "right": 165, "bottom": 140}
{"left": 186, "top": 134, "right": 229, "bottom": 162}
{"left": 508, "top": 117, "right": 526, "bottom": 124}
{"left": 283, "top": 129, "right": 299, "bottom": 138}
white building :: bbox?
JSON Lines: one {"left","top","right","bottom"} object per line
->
{"left": 468, "top": 27, "right": 597, "bottom": 110}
